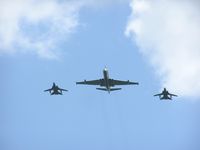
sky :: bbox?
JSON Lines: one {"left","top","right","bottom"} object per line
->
{"left": 0, "top": 0, "right": 200, "bottom": 150}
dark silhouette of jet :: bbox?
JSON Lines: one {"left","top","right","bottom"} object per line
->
{"left": 154, "top": 88, "right": 177, "bottom": 100}
{"left": 44, "top": 83, "right": 68, "bottom": 95}
{"left": 76, "top": 67, "right": 139, "bottom": 93}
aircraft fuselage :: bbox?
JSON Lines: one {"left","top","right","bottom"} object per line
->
{"left": 103, "top": 68, "right": 110, "bottom": 92}
{"left": 161, "top": 91, "right": 171, "bottom": 100}
{"left": 161, "top": 94, "right": 171, "bottom": 100}
{"left": 51, "top": 85, "right": 62, "bottom": 95}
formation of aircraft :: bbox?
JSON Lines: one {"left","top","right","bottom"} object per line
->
{"left": 44, "top": 82, "right": 68, "bottom": 95}
{"left": 154, "top": 88, "right": 178, "bottom": 100}
{"left": 44, "top": 68, "right": 178, "bottom": 100}
{"left": 76, "top": 67, "right": 139, "bottom": 93}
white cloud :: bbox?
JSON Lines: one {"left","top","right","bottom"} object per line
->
{"left": 126, "top": 0, "right": 200, "bottom": 98}
{"left": 75, "top": 0, "right": 130, "bottom": 6}
{"left": 0, "top": 0, "right": 130, "bottom": 59}
{"left": 0, "top": 0, "right": 81, "bottom": 59}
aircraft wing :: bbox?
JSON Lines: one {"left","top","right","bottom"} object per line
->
{"left": 110, "top": 79, "right": 139, "bottom": 85}
{"left": 44, "top": 89, "right": 51, "bottom": 92}
{"left": 59, "top": 88, "right": 68, "bottom": 92}
{"left": 154, "top": 93, "right": 162, "bottom": 96}
{"left": 169, "top": 93, "right": 178, "bottom": 97}
{"left": 76, "top": 79, "right": 103, "bottom": 85}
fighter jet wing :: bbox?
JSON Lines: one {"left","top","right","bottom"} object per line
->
{"left": 44, "top": 89, "right": 52, "bottom": 92}
{"left": 110, "top": 79, "right": 139, "bottom": 85}
{"left": 169, "top": 93, "right": 178, "bottom": 97}
{"left": 76, "top": 79, "right": 103, "bottom": 85}
{"left": 154, "top": 93, "right": 163, "bottom": 96}
{"left": 59, "top": 88, "right": 68, "bottom": 92}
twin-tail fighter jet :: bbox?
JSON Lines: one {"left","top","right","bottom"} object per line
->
{"left": 44, "top": 83, "right": 68, "bottom": 95}
{"left": 76, "top": 67, "right": 139, "bottom": 93}
{"left": 154, "top": 88, "right": 177, "bottom": 100}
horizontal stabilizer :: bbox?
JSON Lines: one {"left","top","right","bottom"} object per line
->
{"left": 96, "top": 88, "right": 108, "bottom": 91}
{"left": 110, "top": 88, "right": 122, "bottom": 91}
{"left": 96, "top": 88, "right": 122, "bottom": 91}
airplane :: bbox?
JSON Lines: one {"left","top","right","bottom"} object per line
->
{"left": 76, "top": 67, "right": 139, "bottom": 93}
{"left": 44, "top": 83, "right": 68, "bottom": 95}
{"left": 154, "top": 88, "right": 178, "bottom": 100}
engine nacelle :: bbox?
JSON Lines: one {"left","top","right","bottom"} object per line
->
{"left": 100, "top": 79, "right": 104, "bottom": 86}
{"left": 110, "top": 79, "right": 115, "bottom": 87}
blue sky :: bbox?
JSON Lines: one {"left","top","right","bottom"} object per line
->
{"left": 1, "top": 0, "right": 200, "bottom": 150}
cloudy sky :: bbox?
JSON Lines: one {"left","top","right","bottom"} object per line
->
{"left": 1, "top": 0, "right": 200, "bottom": 150}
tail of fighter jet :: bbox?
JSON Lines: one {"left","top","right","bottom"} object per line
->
{"left": 96, "top": 88, "right": 122, "bottom": 91}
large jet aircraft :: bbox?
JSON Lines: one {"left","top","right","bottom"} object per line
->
{"left": 76, "top": 68, "right": 139, "bottom": 93}
{"left": 44, "top": 83, "right": 68, "bottom": 95}
{"left": 154, "top": 88, "right": 177, "bottom": 100}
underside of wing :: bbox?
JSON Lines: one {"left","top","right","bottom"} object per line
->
{"left": 76, "top": 79, "right": 104, "bottom": 85}
{"left": 110, "top": 79, "right": 139, "bottom": 86}
{"left": 44, "top": 89, "right": 51, "bottom": 92}
{"left": 169, "top": 93, "right": 178, "bottom": 97}
{"left": 60, "top": 88, "right": 68, "bottom": 92}
{"left": 154, "top": 93, "right": 162, "bottom": 96}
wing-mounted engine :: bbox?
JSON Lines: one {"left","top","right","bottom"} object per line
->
{"left": 100, "top": 79, "right": 105, "bottom": 86}
{"left": 109, "top": 79, "right": 115, "bottom": 87}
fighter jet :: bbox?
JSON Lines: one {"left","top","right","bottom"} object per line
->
{"left": 76, "top": 67, "right": 139, "bottom": 93}
{"left": 44, "top": 83, "right": 68, "bottom": 95}
{"left": 154, "top": 88, "right": 177, "bottom": 100}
